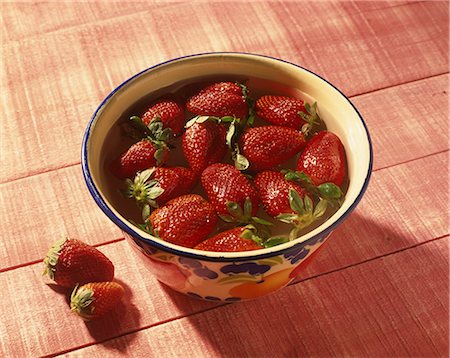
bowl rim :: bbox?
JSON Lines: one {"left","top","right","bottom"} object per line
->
{"left": 81, "top": 51, "right": 373, "bottom": 262}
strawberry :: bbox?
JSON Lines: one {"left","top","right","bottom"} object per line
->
{"left": 296, "top": 130, "right": 346, "bottom": 186}
{"left": 256, "top": 96, "right": 321, "bottom": 135}
{"left": 254, "top": 170, "right": 309, "bottom": 217}
{"left": 141, "top": 96, "right": 185, "bottom": 136}
{"left": 70, "top": 282, "right": 124, "bottom": 320}
{"left": 43, "top": 238, "right": 114, "bottom": 288}
{"left": 186, "top": 81, "right": 249, "bottom": 120}
{"left": 239, "top": 126, "right": 306, "bottom": 171}
{"left": 126, "top": 166, "right": 197, "bottom": 211}
{"left": 150, "top": 194, "right": 218, "bottom": 248}
{"left": 110, "top": 139, "right": 169, "bottom": 179}
{"left": 195, "top": 226, "right": 263, "bottom": 252}
{"left": 201, "top": 163, "right": 264, "bottom": 224}
{"left": 182, "top": 120, "right": 227, "bottom": 175}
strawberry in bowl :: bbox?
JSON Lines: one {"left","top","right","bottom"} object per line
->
{"left": 82, "top": 53, "right": 372, "bottom": 301}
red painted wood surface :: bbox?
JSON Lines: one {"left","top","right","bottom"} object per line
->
{"left": 0, "top": 1, "right": 448, "bottom": 357}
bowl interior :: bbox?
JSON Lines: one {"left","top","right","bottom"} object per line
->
{"left": 83, "top": 53, "right": 371, "bottom": 259}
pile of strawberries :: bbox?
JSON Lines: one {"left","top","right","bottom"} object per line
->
{"left": 43, "top": 238, "right": 124, "bottom": 320}
{"left": 110, "top": 81, "right": 347, "bottom": 252}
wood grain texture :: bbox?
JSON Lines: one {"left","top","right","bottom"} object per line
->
{"left": 0, "top": 152, "right": 447, "bottom": 357}
{"left": 1, "top": 1, "right": 448, "bottom": 182}
{"left": 62, "top": 238, "right": 449, "bottom": 357}
{"left": 0, "top": 1, "right": 179, "bottom": 42}
{"left": 0, "top": 1, "right": 449, "bottom": 356}
{"left": 352, "top": 74, "right": 448, "bottom": 171}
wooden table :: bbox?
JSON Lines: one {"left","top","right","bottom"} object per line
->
{"left": 1, "top": 1, "right": 448, "bottom": 357}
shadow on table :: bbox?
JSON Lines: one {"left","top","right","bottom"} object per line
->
{"left": 162, "top": 210, "right": 440, "bottom": 356}
{"left": 83, "top": 279, "right": 141, "bottom": 352}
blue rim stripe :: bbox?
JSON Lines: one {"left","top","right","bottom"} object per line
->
{"left": 81, "top": 51, "right": 373, "bottom": 262}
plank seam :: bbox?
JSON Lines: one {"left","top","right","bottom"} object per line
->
{"left": 41, "top": 234, "right": 449, "bottom": 358}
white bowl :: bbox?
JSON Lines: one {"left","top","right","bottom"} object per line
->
{"left": 82, "top": 52, "right": 372, "bottom": 301}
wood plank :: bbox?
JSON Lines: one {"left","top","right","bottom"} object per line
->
{"left": 0, "top": 153, "right": 447, "bottom": 356}
{"left": 352, "top": 74, "right": 448, "bottom": 171}
{"left": 62, "top": 238, "right": 450, "bottom": 357}
{"left": 1, "top": 2, "right": 448, "bottom": 182}
{"left": 0, "top": 165, "right": 122, "bottom": 270}
{"left": 0, "top": 2, "right": 177, "bottom": 42}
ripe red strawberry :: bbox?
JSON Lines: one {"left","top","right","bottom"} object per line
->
{"left": 254, "top": 170, "right": 309, "bottom": 217}
{"left": 256, "top": 95, "right": 306, "bottom": 128}
{"left": 186, "top": 81, "right": 249, "bottom": 120}
{"left": 296, "top": 130, "right": 346, "bottom": 186}
{"left": 150, "top": 194, "right": 218, "bottom": 248}
{"left": 182, "top": 121, "right": 227, "bottom": 175}
{"left": 43, "top": 238, "right": 114, "bottom": 288}
{"left": 141, "top": 96, "right": 185, "bottom": 136}
{"left": 126, "top": 167, "right": 197, "bottom": 209}
{"left": 195, "top": 226, "right": 263, "bottom": 252}
{"left": 70, "top": 282, "right": 124, "bottom": 320}
{"left": 239, "top": 126, "right": 306, "bottom": 171}
{"left": 201, "top": 163, "right": 260, "bottom": 223}
{"left": 110, "top": 139, "right": 169, "bottom": 179}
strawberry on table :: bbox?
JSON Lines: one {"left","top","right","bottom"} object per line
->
{"left": 141, "top": 96, "right": 185, "bottom": 136}
{"left": 70, "top": 282, "right": 125, "bottom": 321}
{"left": 195, "top": 226, "right": 263, "bottom": 252}
{"left": 186, "top": 81, "right": 249, "bottom": 120}
{"left": 296, "top": 130, "right": 346, "bottom": 186}
{"left": 182, "top": 120, "right": 227, "bottom": 175}
{"left": 239, "top": 126, "right": 306, "bottom": 171}
{"left": 43, "top": 238, "right": 114, "bottom": 288}
{"left": 201, "top": 163, "right": 266, "bottom": 225}
{"left": 150, "top": 194, "right": 218, "bottom": 248}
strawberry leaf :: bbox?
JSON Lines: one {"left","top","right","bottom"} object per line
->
{"left": 243, "top": 197, "right": 252, "bottom": 219}
{"left": 288, "top": 189, "right": 305, "bottom": 215}
{"left": 313, "top": 198, "right": 328, "bottom": 218}
{"left": 318, "top": 183, "right": 343, "bottom": 200}
{"left": 226, "top": 121, "right": 236, "bottom": 149}
{"left": 218, "top": 214, "right": 236, "bottom": 223}
{"left": 226, "top": 201, "right": 244, "bottom": 219}
{"left": 276, "top": 213, "right": 298, "bottom": 224}
{"left": 235, "top": 153, "right": 249, "bottom": 171}
{"left": 264, "top": 236, "right": 290, "bottom": 248}
{"left": 251, "top": 217, "right": 274, "bottom": 226}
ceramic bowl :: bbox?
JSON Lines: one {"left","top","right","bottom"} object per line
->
{"left": 82, "top": 52, "right": 372, "bottom": 302}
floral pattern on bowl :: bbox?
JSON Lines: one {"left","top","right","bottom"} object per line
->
{"left": 124, "top": 229, "right": 330, "bottom": 301}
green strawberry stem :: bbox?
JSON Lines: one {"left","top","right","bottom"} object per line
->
{"left": 240, "top": 225, "right": 290, "bottom": 248}
{"left": 42, "top": 237, "right": 67, "bottom": 280}
{"left": 124, "top": 169, "right": 165, "bottom": 222}
{"left": 219, "top": 198, "right": 273, "bottom": 229}
{"left": 299, "top": 101, "right": 322, "bottom": 136}
{"left": 70, "top": 284, "right": 95, "bottom": 321}
{"left": 284, "top": 170, "right": 343, "bottom": 207}
{"left": 276, "top": 189, "right": 328, "bottom": 240}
